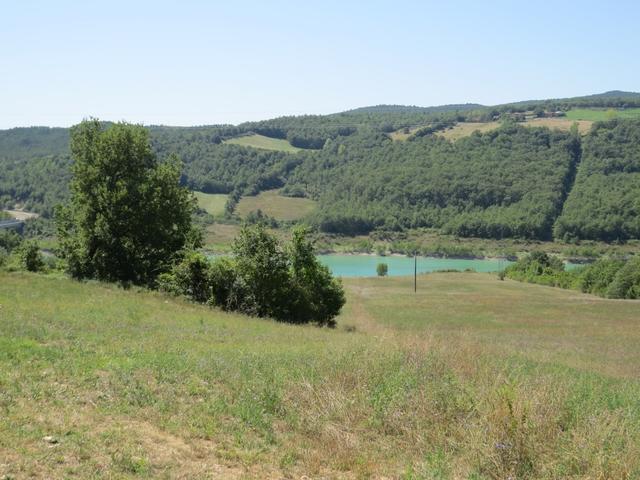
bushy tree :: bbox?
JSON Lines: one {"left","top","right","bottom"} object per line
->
{"left": 160, "top": 225, "right": 345, "bottom": 326}
{"left": 605, "top": 257, "right": 640, "bottom": 299}
{"left": 288, "top": 227, "right": 345, "bottom": 325}
{"left": 376, "top": 263, "right": 388, "bottom": 276}
{"left": 56, "top": 120, "right": 201, "bottom": 286}
{"left": 231, "top": 225, "right": 293, "bottom": 318}
{"left": 16, "top": 240, "right": 45, "bottom": 272}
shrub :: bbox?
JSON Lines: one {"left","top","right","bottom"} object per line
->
{"left": 579, "top": 258, "right": 625, "bottom": 296}
{"left": 16, "top": 241, "right": 45, "bottom": 272}
{"left": 207, "top": 257, "right": 238, "bottom": 309}
{"left": 0, "top": 246, "right": 8, "bottom": 267}
{"left": 288, "top": 228, "right": 345, "bottom": 326}
{"left": 163, "top": 225, "right": 345, "bottom": 326}
{"left": 170, "top": 251, "right": 213, "bottom": 303}
{"left": 606, "top": 257, "right": 640, "bottom": 299}
{"left": 505, "top": 251, "right": 566, "bottom": 283}
{"left": 506, "top": 251, "right": 640, "bottom": 299}
{"left": 0, "top": 230, "right": 22, "bottom": 254}
{"left": 376, "top": 263, "right": 388, "bottom": 276}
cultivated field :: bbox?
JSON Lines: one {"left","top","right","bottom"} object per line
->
{"left": 523, "top": 117, "right": 592, "bottom": 134}
{"left": 439, "top": 118, "right": 592, "bottom": 142}
{"left": 566, "top": 108, "right": 640, "bottom": 122}
{"left": 224, "top": 134, "right": 302, "bottom": 153}
{"left": 194, "top": 191, "right": 228, "bottom": 216}
{"left": 1, "top": 272, "right": 639, "bottom": 478}
{"left": 236, "top": 190, "right": 317, "bottom": 221}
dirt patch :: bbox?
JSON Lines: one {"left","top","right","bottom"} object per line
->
{"left": 3, "top": 209, "right": 39, "bottom": 220}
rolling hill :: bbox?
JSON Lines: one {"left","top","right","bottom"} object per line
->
{"left": 2, "top": 91, "right": 640, "bottom": 242}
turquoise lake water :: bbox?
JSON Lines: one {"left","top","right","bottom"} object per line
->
{"left": 317, "top": 255, "right": 513, "bottom": 277}
{"left": 209, "top": 254, "right": 583, "bottom": 278}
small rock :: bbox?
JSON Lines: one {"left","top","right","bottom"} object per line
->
{"left": 42, "top": 435, "right": 58, "bottom": 444}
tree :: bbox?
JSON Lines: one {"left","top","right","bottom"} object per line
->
{"left": 56, "top": 120, "right": 201, "bottom": 286}
{"left": 288, "top": 227, "right": 345, "bottom": 326}
{"left": 376, "top": 262, "right": 388, "bottom": 276}
{"left": 230, "top": 224, "right": 293, "bottom": 318}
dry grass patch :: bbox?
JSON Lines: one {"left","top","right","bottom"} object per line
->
{"left": 439, "top": 122, "right": 502, "bottom": 141}
{"left": 523, "top": 117, "right": 592, "bottom": 134}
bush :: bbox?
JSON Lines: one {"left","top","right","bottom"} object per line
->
{"left": 163, "top": 225, "right": 345, "bottom": 326}
{"left": 15, "top": 241, "right": 45, "bottom": 272}
{"left": 170, "top": 251, "right": 213, "bottom": 303}
{"left": 578, "top": 258, "right": 625, "bottom": 296}
{"left": 0, "top": 246, "right": 8, "bottom": 267}
{"left": 288, "top": 228, "right": 345, "bottom": 326}
{"left": 0, "top": 230, "right": 22, "bottom": 253}
{"left": 506, "top": 251, "right": 640, "bottom": 299}
{"left": 505, "top": 251, "right": 566, "bottom": 283}
{"left": 606, "top": 257, "right": 640, "bottom": 299}
{"left": 376, "top": 263, "right": 388, "bottom": 277}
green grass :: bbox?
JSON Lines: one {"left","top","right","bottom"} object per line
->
{"left": 224, "top": 134, "right": 302, "bottom": 152}
{"left": 236, "top": 189, "right": 317, "bottom": 221}
{"left": 2, "top": 271, "right": 640, "bottom": 478}
{"left": 566, "top": 108, "right": 640, "bottom": 122}
{"left": 193, "top": 191, "right": 227, "bottom": 216}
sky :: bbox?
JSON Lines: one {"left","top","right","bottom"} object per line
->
{"left": 1, "top": 0, "right": 639, "bottom": 129}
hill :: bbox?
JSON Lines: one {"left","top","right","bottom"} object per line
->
{"left": 342, "top": 103, "right": 483, "bottom": 115}
{"left": 2, "top": 91, "right": 640, "bottom": 241}
{"left": 555, "top": 119, "right": 640, "bottom": 241}
{"left": 2, "top": 271, "right": 640, "bottom": 477}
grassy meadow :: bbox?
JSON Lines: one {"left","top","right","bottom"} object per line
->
{"left": 224, "top": 134, "right": 302, "bottom": 153}
{"left": 194, "top": 192, "right": 228, "bottom": 216}
{"left": 521, "top": 117, "right": 592, "bottom": 134}
{"left": 236, "top": 189, "right": 317, "bottom": 221}
{"left": 566, "top": 108, "right": 640, "bottom": 122}
{"left": 438, "top": 122, "right": 501, "bottom": 141}
{"left": 1, "top": 271, "right": 640, "bottom": 478}
{"left": 438, "top": 118, "right": 592, "bottom": 142}
{"left": 388, "top": 126, "right": 426, "bottom": 141}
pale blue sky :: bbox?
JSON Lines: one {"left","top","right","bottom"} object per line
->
{"left": 1, "top": 0, "right": 638, "bottom": 128}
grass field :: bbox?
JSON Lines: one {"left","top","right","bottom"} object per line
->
{"left": 388, "top": 126, "right": 426, "bottom": 141}
{"left": 224, "top": 134, "right": 302, "bottom": 153}
{"left": 439, "top": 118, "right": 593, "bottom": 142}
{"left": 1, "top": 271, "right": 640, "bottom": 478}
{"left": 193, "top": 192, "right": 228, "bottom": 216}
{"left": 438, "top": 122, "right": 502, "bottom": 141}
{"left": 522, "top": 117, "right": 592, "bottom": 134}
{"left": 236, "top": 190, "right": 317, "bottom": 221}
{"left": 566, "top": 108, "right": 640, "bottom": 122}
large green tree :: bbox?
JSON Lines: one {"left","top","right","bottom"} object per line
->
{"left": 56, "top": 120, "right": 201, "bottom": 285}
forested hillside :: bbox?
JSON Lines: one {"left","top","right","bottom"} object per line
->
{"left": 290, "top": 125, "right": 579, "bottom": 238}
{"left": 555, "top": 119, "right": 640, "bottom": 241}
{"left": 2, "top": 92, "right": 640, "bottom": 242}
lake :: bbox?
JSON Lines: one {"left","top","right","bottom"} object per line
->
{"left": 208, "top": 253, "right": 583, "bottom": 278}
{"left": 317, "top": 255, "right": 513, "bottom": 277}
